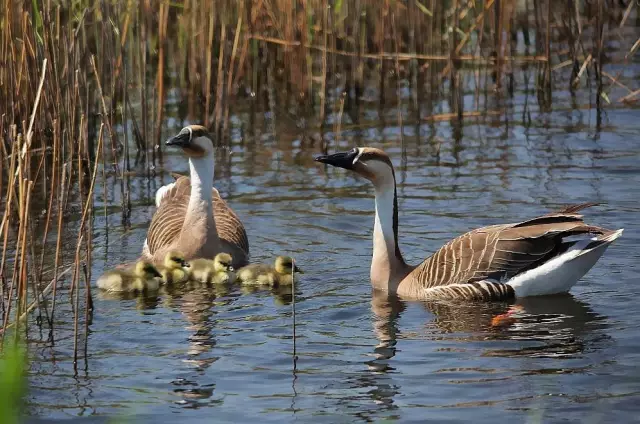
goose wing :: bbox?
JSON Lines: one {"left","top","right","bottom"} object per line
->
{"left": 410, "top": 203, "right": 607, "bottom": 290}
{"left": 144, "top": 176, "right": 249, "bottom": 258}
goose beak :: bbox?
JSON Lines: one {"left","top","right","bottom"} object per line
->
{"left": 152, "top": 268, "right": 162, "bottom": 278}
{"left": 180, "top": 259, "right": 190, "bottom": 268}
{"left": 166, "top": 131, "right": 191, "bottom": 147}
{"left": 294, "top": 265, "right": 303, "bottom": 274}
{"left": 314, "top": 149, "right": 358, "bottom": 170}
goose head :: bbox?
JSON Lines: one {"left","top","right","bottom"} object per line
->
{"left": 134, "top": 261, "right": 162, "bottom": 279}
{"left": 166, "top": 125, "right": 213, "bottom": 158}
{"left": 213, "top": 253, "right": 234, "bottom": 273}
{"left": 164, "top": 251, "right": 190, "bottom": 270}
{"left": 315, "top": 147, "right": 395, "bottom": 186}
{"left": 275, "top": 256, "right": 303, "bottom": 275}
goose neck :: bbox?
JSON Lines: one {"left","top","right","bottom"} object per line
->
{"left": 370, "top": 175, "right": 408, "bottom": 292}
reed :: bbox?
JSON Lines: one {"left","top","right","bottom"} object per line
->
{"left": 0, "top": 0, "right": 638, "bottom": 350}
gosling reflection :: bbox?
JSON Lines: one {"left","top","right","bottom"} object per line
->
{"left": 162, "top": 284, "right": 238, "bottom": 372}
{"left": 240, "top": 283, "right": 297, "bottom": 306}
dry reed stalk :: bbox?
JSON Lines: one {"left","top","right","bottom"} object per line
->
{"left": 154, "top": 1, "right": 169, "bottom": 153}
{"left": 139, "top": 0, "right": 149, "bottom": 166}
{"left": 20, "top": 59, "right": 47, "bottom": 159}
{"left": 0, "top": 130, "right": 19, "bottom": 281}
{"left": 71, "top": 235, "right": 82, "bottom": 370}
{"left": 36, "top": 120, "right": 59, "bottom": 291}
{"left": 291, "top": 257, "right": 297, "bottom": 367}
{"left": 70, "top": 125, "right": 102, "bottom": 367}
{"left": 391, "top": 9, "right": 404, "bottom": 145}
{"left": 618, "top": 88, "right": 640, "bottom": 103}
{"left": 214, "top": 22, "right": 228, "bottom": 137}
{"left": 91, "top": 55, "right": 119, "bottom": 173}
{"left": 335, "top": 92, "right": 346, "bottom": 144}
{"left": 252, "top": 34, "right": 549, "bottom": 63}
{"left": 319, "top": 0, "right": 328, "bottom": 124}
{"left": 16, "top": 179, "right": 34, "bottom": 327}
{"left": 50, "top": 163, "right": 67, "bottom": 330}
{"left": 205, "top": 11, "right": 215, "bottom": 128}
{"left": 442, "top": 0, "right": 496, "bottom": 78}
{"left": 573, "top": 53, "right": 592, "bottom": 87}
{"left": 223, "top": 14, "right": 244, "bottom": 135}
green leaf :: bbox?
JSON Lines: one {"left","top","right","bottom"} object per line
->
{"left": 0, "top": 342, "right": 28, "bottom": 424}
{"left": 415, "top": 0, "right": 433, "bottom": 17}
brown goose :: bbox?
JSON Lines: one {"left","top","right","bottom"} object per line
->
{"left": 315, "top": 147, "right": 623, "bottom": 301}
{"left": 142, "top": 125, "right": 249, "bottom": 268}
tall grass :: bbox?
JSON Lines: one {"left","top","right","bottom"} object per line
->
{"left": 0, "top": 0, "right": 638, "bottom": 354}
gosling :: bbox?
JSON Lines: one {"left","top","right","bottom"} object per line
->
{"left": 236, "top": 256, "right": 302, "bottom": 287}
{"left": 189, "top": 253, "right": 236, "bottom": 284}
{"left": 157, "top": 251, "right": 191, "bottom": 285}
{"left": 96, "top": 261, "right": 162, "bottom": 293}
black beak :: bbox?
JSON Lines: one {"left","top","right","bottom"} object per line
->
{"left": 180, "top": 259, "right": 190, "bottom": 268}
{"left": 152, "top": 268, "right": 162, "bottom": 278}
{"left": 314, "top": 149, "right": 358, "bottom": 170}
{"left": 294, "top": 265, "right": 303, "bottom": 274}
{"left": 166, "top": 131, "right": 191, "bottom": 147}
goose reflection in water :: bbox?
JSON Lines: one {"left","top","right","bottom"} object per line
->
{"left": 369, "top": 290, "right": 606, "bottom": 363}
{"left": 359, "top": 289, "right": 608, "bottom": 410}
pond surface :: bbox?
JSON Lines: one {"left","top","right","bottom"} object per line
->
{"left": 24, "top": 83, "right": 640, "bottom": 423}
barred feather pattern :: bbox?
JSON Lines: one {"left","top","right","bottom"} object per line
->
{"left": 422, "top": 280, "right": 515, "bottom": 301}
{"left": 145, "top": 176, "right": 249, "bottom": 263}
{"left": 406, "top": 204, "right": 607, "bottom": 297}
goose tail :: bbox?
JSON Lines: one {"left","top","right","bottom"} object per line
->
{"left": 507, "top": 228, "right": 623, "bottom": 298}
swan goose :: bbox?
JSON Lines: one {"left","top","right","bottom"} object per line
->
{"left": 142, "top": 125, "right": 249, "bottom": 269}
{"left": 315, "top": 147, "right": 623, "bottom": 301}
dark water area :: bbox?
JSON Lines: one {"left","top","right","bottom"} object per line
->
{"left": 19, "top": 56, "right": 640, "bottom": 423}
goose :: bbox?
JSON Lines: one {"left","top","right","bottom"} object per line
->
{"left": 157, "top": 251, "right": 191, "bottom": 285}
{"left": 96, "top": 261, "right": 162, "bottom": 293}
{"left": 189, "top": 253, "right": 237, "bottom": 284}
{"left": 236, "top": 256, "right": 302, "bottom": 286}
{"left": 315, "top": 147, "right": 623, "bottom": 301}
{"left": 142, "top": 125, "right": 249, "bottom": 269}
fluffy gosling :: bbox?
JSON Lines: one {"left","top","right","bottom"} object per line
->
{"left": 157, "top": 251, "right": 191, "bottom": 284}
{"left": 189, "top": 253, "right": 236, "bottom": 284}
{"left": 96, "top": 261, "right": 162, "bottom": 293}
{"left": 236, "top": 256, "right": 302, "bottom": 287}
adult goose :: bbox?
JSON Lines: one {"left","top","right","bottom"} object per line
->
{"left": 315, "top": 147, "right": 623, "bottom": 301}
{"left": 142, "top": 125, "right": 249, "bottom": 269}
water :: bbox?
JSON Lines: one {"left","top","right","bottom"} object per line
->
{"left": 23, "top": 84, "right": 640, "bottom": 422}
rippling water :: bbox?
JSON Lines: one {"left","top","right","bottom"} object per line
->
{"left": 24, "top": 86, "right": 640, "bottom": 422}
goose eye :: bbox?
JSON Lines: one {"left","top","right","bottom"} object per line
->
{"left": 351, "top": 147, "right": 358, "bottom": 154}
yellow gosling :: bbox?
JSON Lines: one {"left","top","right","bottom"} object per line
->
{"left": 189, "top": 253, "right": 236, "bottom": 284}
{"left": 157, "top": 251, "right": 191, "bottom": 285}
{"left": 237, "top": 256, "right": 302, "bottom": 287}
{"left": 96, "top": 261, "right": 162, "bottom": 293}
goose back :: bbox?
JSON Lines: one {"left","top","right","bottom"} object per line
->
{"left": 144, "top": 176, "right": 249, "bottom": 267}
{"left": 401, "top": 204, "right": 608, "bottom": 298}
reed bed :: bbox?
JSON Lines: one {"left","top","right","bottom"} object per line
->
{"left": 0, "top": 0, "right": 638, "bottom": 360}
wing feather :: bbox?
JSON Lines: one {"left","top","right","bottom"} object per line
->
{"left": 144, "top": 176, "right": 249, "bottom": 260}
{"left": 412, "top": 204, "right": 607, "bottom": 289}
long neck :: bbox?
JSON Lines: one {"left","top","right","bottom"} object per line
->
{"left": 180, "top": 153, "right": 219, "bottom": 250}
{"left": 370, "top": 169, "right": 409, "bottom": 292}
